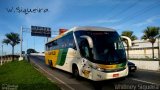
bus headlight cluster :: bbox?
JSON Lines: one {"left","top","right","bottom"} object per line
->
{"left": 97, "top": 68, "right": 105, "bottom": 71}
{"left": 92, "top": 65, "right": 105, "bottom": 71}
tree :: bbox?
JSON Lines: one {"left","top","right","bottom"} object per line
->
{"left": 141, "top": 26, "right": 159, "bottom": 59}
{"left": 2, "top": 32, "right": 20, "bottom": 61}
{"left": 121, "top": 31, "right": 137, "bottom": 58}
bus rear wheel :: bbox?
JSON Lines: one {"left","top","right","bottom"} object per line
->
{"left": 48, "top": 60, "right": 53, "bottom": 68}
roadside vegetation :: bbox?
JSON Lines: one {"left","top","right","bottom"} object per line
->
{"left": 121, "top": 26, "right": 160, "bottom": 59}
{"left": 2, "top": 32, "right": 20, "bottom": 61}
{"left": 141, "top": 26, "right": 159, "bottom": 59}
{"left": 0, "top": 60, "right": 60, "bottom": 90}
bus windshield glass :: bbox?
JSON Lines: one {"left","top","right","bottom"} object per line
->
{"left": 75, "top": 31, "right": 126, "bottom": 64}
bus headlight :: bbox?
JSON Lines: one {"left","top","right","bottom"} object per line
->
{"left": 97, "top": 68, "right": 105, "bottom": 71}
{"left": 91, "top": 64, "right": 105, "bottom": 71}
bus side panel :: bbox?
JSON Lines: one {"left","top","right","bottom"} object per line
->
{"left": 45, "top": 50, "right": 59, "bottom": 67}
{"left": 45, "top": 52, "right": 49, "bottom": 65}
{"left": 56, "top": 48, "right": 68, "bottom": 66}
{"left": 55, "top": 48, "right": 80, "bottom": 73}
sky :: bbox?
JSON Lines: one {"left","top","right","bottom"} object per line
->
{"left": 0, "top": 0, "right": 160, "bottom": 55}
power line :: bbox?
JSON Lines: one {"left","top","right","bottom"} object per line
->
{"left": 108, "top": 0, "right": 140, "bottom": 20}
{"left": 111, "top": 0, "right": 160, "bottom": 28}
{"left": 105, "top": 0, "right": 122, "bottom": 18}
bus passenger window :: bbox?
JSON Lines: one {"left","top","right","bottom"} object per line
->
{"left": 79, "top": 40, "right": 91, "bottom": 59}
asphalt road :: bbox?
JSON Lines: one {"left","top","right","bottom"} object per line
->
{"left": 28, "top": 55, "right": 160, "bottom": 90}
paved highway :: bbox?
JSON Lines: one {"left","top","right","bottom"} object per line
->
{"left": 28, "top": 55, "right": 160, "bottom": 90}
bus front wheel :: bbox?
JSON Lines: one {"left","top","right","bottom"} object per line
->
{"left": 72, "top": 65, "right": 80, "bottom": 79}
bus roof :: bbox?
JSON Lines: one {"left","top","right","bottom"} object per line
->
{"left": 46, "top": 26, "right": 116, "bottom": 44}
{"left": 72, "top": 26, "right": 115, "bottom": 32}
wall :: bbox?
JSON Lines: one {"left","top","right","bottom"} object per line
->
{"left": 129, "top": 60, "right": 160, "bottom": 71}
{"left": 128, "top": 48, "right": 158, "bottom": 58}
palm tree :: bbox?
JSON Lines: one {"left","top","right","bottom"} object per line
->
{"left": 2, "top": 32, "right": 20, "bottom": 61}
{"left": 141, "top": 26, "right": 159, "bottom": 59}
{"left": 121, "top": 31, "right": 137, "bottom": 58}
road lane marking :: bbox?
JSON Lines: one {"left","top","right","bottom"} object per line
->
{"left": 32, "top": 60, "right": 75, "bottom": 90}
{"left": 131, "top": 78, "right": 160, "bottom": 85}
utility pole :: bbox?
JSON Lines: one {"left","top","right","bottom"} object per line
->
{"left": 158, "top": 30, "right": 160, "bottom": 59}
{"left": 18, "top": 26, "right": 31, "bottom": 61}
{"left": 1, "top": 44, "right": 3, "bottom": 65}
{"left": 19, "top": 26, "right": 23, "bottom": 61}
{"left": 0, "top": 33, "right": 4, "bottom": 65}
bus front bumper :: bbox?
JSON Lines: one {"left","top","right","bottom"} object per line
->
{"left": 91, "top": 67, "right": 128, "bottom": 81}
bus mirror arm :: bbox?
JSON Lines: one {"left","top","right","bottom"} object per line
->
{"left": 80, "top": 35, "right": 94, "bottom": 48}
{"left": 121, "top": 36, "right": 132, "bottom": 47}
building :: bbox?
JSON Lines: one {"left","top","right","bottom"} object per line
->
{"left": 124, "top": 39, "right": 159, "bottom": 59}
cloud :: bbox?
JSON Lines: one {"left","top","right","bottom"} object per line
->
{"left": 55, "top": 18, "right": 120, "bottom": 27}
{"left": 83, "top": 19, "right": 120, "bottom": 25}
{"left": 133, "top": 15, "right": 160, "bottom": 27}
{"left": 95, "top": 19, "right": 120, "bottom": 23}
{"left": 71, "top": 0, "right": 136, "bottom": 6}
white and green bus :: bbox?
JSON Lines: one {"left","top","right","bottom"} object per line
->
{"left": 45, "top": 26, "right": 128, "bottom": 81}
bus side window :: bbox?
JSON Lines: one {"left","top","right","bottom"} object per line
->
{"left": 46, "top": 44, "right": 49, "bottom": 51}
{"left": 64, "top": 36, "right": 68, "bottom": 48}
{"left": 61, "top": 37, "right": 66, "bottom": 49}
{"left": 79, "top": 40, "right": 90, "bottom": 58}
{"left": 52, "top": 40, "right": 58, "bottom": 49}
{"left": 68, "top": 34, "right": 73, "bottom": 48}
{"left": 57, "top": 39, "right": 61, "bottom": 49}
{"left": 72, "top": 41, "right": 76, "bottom": 50}
{"left": 58, "top": 38, "right": 62, "bottom": 49}
{"left": 65, "top": 32, "right": 76, "bottom": 49}
{"left": 48, "top": 43, "right": 52, "bottom": 50}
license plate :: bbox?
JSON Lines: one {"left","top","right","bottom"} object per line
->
{"left": 113, "top": 74, "right": 119, "bottom": 77}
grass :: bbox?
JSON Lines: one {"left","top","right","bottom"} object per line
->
{"left": 0, "top": 60, "right": 60, "bottom": 90}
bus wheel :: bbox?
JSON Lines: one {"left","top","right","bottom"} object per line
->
{"left": 72, "top": 66, "right": 80, "bottom": 79}
{"left": 48, "top": 60, "right": 53, "bottom": 68}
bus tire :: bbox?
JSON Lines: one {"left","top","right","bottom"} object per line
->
{"left": 48, "top": 60, "right": 53, "bottom": 68}
{"left": 72, "top": 65, "right": 80, "bottom": 79}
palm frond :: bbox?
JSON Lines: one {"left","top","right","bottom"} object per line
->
{"left": 3, "top": 32, "right": 20, "bottom": 46}
{"left": 142, "top": 26, "right": 159, "bottom": 43}
{"left": 121, "top": 30, "right": 137, "bottom": 41}
{"left": 2, "top": 39, "right": 10, "bottom": 45}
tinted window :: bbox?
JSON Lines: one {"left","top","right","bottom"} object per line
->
{"left": 46, "top": 32, "right": 76, "bottom": 50}
{"left": 75, "top": 31, "right": 126, "bottom": 64}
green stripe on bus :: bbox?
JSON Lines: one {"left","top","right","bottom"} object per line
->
{"left": 56, "top": 48, "right": 68, "bottom": 66}
{"left": 117, "top": 62, "right": 126, "bottom": 68}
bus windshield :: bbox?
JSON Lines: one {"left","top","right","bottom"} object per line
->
{"left": 75, "top": 31, "right": 126, "bottom": 64}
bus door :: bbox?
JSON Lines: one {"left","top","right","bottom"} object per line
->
{"left": 79, "top": 37, "right": 93, "bottom": 78}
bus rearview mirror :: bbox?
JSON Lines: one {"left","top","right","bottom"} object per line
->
{"left": 121, "top": 36, "right": 132, "bottom": 47}
{"left": 80, "top": 35, "right": 93, "bottom": 48}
